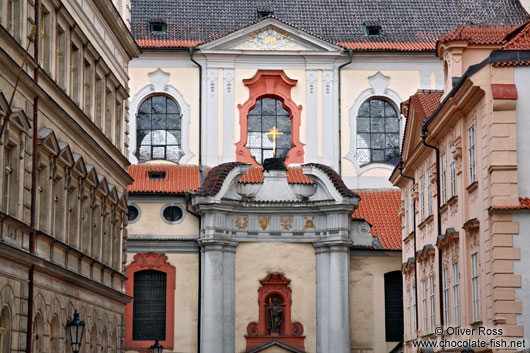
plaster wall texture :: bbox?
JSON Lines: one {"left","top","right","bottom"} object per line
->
{"left": 127, "top": 201, "right": 199, "bottom": 237}
{"left": 514, "top": 213, "right": 530, "bottom": 342}
{"left": 350, "top": 255, "right": 402, "bottom": 353}
{"left": 515, "top": 66, "right": 530, "bottom": 197}
{"left": 234, "top": 242, "right": 316, "bottom": 353}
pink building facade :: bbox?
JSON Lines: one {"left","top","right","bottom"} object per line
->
{"left": 391, "top": 22, "right": 530, "bottom": 352}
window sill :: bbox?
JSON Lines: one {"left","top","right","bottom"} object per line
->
{"left": 447, "top": 195, "right": 458, "bottom": 207}
{"left": 470, "top": 320, "right": 483, "bottom": 327}
{"left": 404, "top": 231, "right": 415, "bottom": 243}
{"left": 440, "top": 202, "right": 448, "bottom": 214}
{"left": 418, "top": 215, "right": 434, "bottom": 229}
{"left": 466, "top": 180, "right": 478, "bottom": 193}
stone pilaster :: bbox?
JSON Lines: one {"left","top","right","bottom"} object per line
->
{"left": 199, "top": 240, "right": 238, "bottom": 353}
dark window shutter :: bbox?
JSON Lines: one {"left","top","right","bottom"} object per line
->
{"left": 133, "top": 270, "right": 167, "bottom": 340}
{"left": 384, "top": 271, "right": 404, "bottom": 342}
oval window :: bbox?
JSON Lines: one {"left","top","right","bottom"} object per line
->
{"left": 128, "top": 205, "right": 139, "bottom": 222}
{"left": 162, "top": 206, "right": 183, "bottom": 223}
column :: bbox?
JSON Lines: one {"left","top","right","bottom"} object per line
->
{"left": 314, "top": 241, "right": 351, "bottom": 353}
{"left": 328, "top": 244, "right": 351, "bottom": 352}
{"left": 200, "top": 240, "right": 238, "bottom": 353}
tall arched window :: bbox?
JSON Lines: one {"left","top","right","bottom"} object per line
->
{"left": 136, "top": 96, "right": 181, "bottom": 162}
{"left": 133, "top": 270, "right": 166, "bottom": 341}
{"left": 32, "top": 312, "right": 43, "bottom": 353}
{"left": 356, "top": 99, "right": 400, "bottom": 166}
{"left": 0, "top": 306, "right": 11, "bottom": 353}
{"left": 247, "top": 98, "right": 292, "bottom": 164}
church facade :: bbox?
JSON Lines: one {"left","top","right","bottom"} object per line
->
{"left": 123, "top": 1, "right": 529, "bottom": 353}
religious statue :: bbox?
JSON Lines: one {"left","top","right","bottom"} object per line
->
{"left": 268, "top": 298, "right": 283, "bottom": 334}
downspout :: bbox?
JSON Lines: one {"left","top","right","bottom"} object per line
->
{"left": 421, "top": 126, "right": 444, "bottom": 329}
{"left": 27, "top": 2, "right": 40, "bottom": 352}
{"left": 185, "top": 193, "right": 201, "bottom": 353}
{"left": 337, "top": 49, "right": 353, "bottom": 176}
{"left": 188, "top": 47, "right": 202, "bottom": 170}
{"left": 398, "top": 159, "right": 418, "bottom": 335}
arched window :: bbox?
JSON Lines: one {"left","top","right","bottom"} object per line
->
{"left": 32, "top": 312, "right": 43, "bottom": 353}
{"left": 247, "top": 98, "right": 292, "bottom": 164}
{"left": 50, "top": 316, "right": 60, "bottom": 353}
{"left": 133, "top": 270, "right": 166, "bottom": 341}
{"left": 356, "top": 99, "right": 400, "bottom": 166}
{"left": 136, "top": 96, "right": 182, "bottom": 162}
{"left": 0, "top": 306, "right": 11, "bottom": 353}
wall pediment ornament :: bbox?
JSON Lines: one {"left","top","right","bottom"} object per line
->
{"left": 244, "top": 25, "right": 298, "bottom": 50}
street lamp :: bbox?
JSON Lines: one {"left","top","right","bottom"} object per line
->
{"left": 66, "top": 310, "right": 85, "bottom": 353}
{"left": 150, "top": 340, "right": 163, "bottom": 353}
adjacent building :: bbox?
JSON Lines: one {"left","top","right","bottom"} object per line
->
{"left": 391, "top": 21, "right": 530, "bottom": 352}
{"left": 0, "top": 0, "right": 139, "bottom": 352}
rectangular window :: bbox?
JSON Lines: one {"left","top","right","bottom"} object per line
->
{"left": 450, "top": 145, "right": 456, "bottom": 197}
{"left": 55, "top": 25, "right": 67, "bottom": 89}
{"left": 407, "top": 290, "right": 411, "bottom": 340}
{"left": 70, "top": 43, "right": 81, "bottom": 104}
{"left": 95, "top": 73, "right": 104, "bottom": 128}
{"left": 405, "top": 193, "right": 409, "bottom": 236}
{"left": 468, "top": 125, "right": 476, "bottom": 184}
{"left": 453, "top": 262, "right": 460, "bottom": 326}
{"left": 39, "top": 6, "right": 52, "bottom": 73}
{"left": 471, "top": 253, "right": 480, "bottom": 322}
{"left": 7, "top": 0, "right": 22, "bottom": 41}
{"left": 429, "top": 275, "right": 435, "bottom": 332}
{"left": 420, "top": 176, "right": 425, "bottom": 222}
{"left": 384, "top": 272, "right": 404, "bottom": 342}
{"left": 443, "top": 268, "right": 449, "bottom": 326}
{"left": 422, "top": 279, "right": 427, "bottom": 333}
{"left": 83, "top": 59, "right": 93, "bottom": 116}
{"left": 115, "top": 98, "right": 123, "bottom": 148}
{"left": 133, "top": 270, "right": 167, "bottom": 340}
{"left": 441, "top": 154, "right": 447, "bottom": 204}
{"left": 427, "top": 169, "right": 432, "bottom": 216}
{"left": 105, "top": 86, "right": 114, "bottom": 140}
{"left": 4, "top": 144, "right": 18, "bottom": 216}
{"left": 412, "top": 286, "right": 417, "bottom": 338}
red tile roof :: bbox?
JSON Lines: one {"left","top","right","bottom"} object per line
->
{"left": 128, "top": 164, "right": 201, "bottom": 194}
{"left": 239, "top": 167, "right": 313, "bottom": 184}
{"left": 410, "top": 90, "right": 443, "bottom": 121}
{"left": 352, "top": 189, "right": 402, "bottom": 250}
{"left": 136, "top": 38, "right": 201, "bottom": 48}
{"left": 492, "top": 197, "right": 530, "bottom": 210}
{"left": 502, "top": 20, "right": 530, "bottom": 50}
{"left": 437, "top": 25, "right": 516, "bottom": 46}
{"left": 339, "top": 41, "right": 436, "bottom": 51}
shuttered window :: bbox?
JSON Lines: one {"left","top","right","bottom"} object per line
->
{"left": 133, "top": 270, "right": 167, "bottom": 340}
{"left": 384, "top": 271, "right": 404, "bottom": 342}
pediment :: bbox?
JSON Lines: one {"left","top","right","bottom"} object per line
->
{"left": 245, "top": 340, "right": 304, "bottom": 353}
{"left": 37, "top": 128, "right": 60, "bottom": 156}
{"left": 402, "top": 105, "right": 423, "bottom": 162}
{"left": 9, "top": 108, "right": 31, "bottom": 133}
{"left": 198, "top": 18, "right": 342, "bottom": 53}
{"left": 57, "top": 142, "right": 74, "bottom": 168}
{"left": 107, "top": 184, "right": 119, "bottom": 204}
{"left": 117, "top": 191, "right": 127, "bottom": 212}
{"left": 96, "top": 174, "right": 110, "bottom": 196}
{"left": 84, "top": 165, "right": 98, "bottom": 188}
{"left": 72, "top": 154, "right": 87, "bottom": 179}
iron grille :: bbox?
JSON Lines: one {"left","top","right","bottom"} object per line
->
{"left": 133, "top": 270, "right": 167, "bottom": 341}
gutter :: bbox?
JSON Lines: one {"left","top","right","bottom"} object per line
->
{"left": 185, "top": 193, "right": 201, "bottom": 353}
{"left": 420, "top": 127, "right": 444, "bottom": 330}
{"left": 398, "top": 159, "right": 418, "bottom": 336}
{"left": 337, "top": 49, "right": 353, "bottom": 176}
{"left": 188, "top": 47, "right": 203, "bottom": 170}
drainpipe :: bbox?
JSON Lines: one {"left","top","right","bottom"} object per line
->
{"left": 27, "top": 1, "right": 40, "bottom": 351}
{"left": 421, "top": 126, "right": 444, "bottom": 330}
{"left": 398, "top": 159, "right": 418, "bottom": 335}
{"left": 188, "top": 47, "right": 202, "bottom": 170}
{"left": 185, "top": 193, "right": 201, "bottom": 353}
{"left": 337, "top": 49, "right": 353, "bottom": 176}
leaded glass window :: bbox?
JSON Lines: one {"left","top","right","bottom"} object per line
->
{"left": 133, "top": 270, "right": 166, "bottom": 340}
{"left": 356, "top": 99, "right": 400, "bottom": 166}
{"left": 137, "top": 96, "right": 182, "bottom": 162}
{"left": 247, "top": 98, "right": 292, "bottom": 164}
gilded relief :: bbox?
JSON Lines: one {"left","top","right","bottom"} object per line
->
{"left": 258, "top": 216, "right": 271, "bottom": 230}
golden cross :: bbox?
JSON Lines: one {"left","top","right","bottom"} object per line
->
{"left": 265, "top": 125, "right": 283, "bottom": 157}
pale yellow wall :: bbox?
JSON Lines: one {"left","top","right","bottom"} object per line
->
{"left": 350, "top": 255, "right": 402, "bottom": 353}
{"left": 128, "top": 66, "right": 200, "bottom": 165}
{"left": 234, "top": 69, "right": 258, "bottom": 145}
{"left": 126, "top": 253, "right": 199, "bottom": 353}
{"left": 127, "top": 201, "right": 199, "bottom": 237}
{"left": 235, "top": 242, "right": 316, "bottom": 353}
{"left": 340, "top": 70, "right": 422, "bottom": 177}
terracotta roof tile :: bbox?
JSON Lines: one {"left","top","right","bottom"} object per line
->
{"left": 303, "top": 163, "right": 359, "bottom": 198}
{"left": 410, "top": 90, "right": 443, "bottom": 122}
{"left": 195, "top": 162, "right": 246, "bottom": 196}
{"left": 130, "top": 0, "right": 528, "bottom": 50}
{"left": 437, "top": 25, "right": 516, "bottom": 46}
{"left": 136, "top": 38, "right": 201, "bottom": 48}
{"left": 352, "top": 189, "right": 402, "bottom": 250}
{"left": 493, "top": 60, "right": 530, "bottom": 66}
{"left": 238, "top": 167, "right": 313, "bottom": 184}
{"left": 492, "top": 197, "right": 530, "bottom": 210}
{"left": 502, "top": 20, "right": 530, "bottom": 49}
{"left": 128, "top": 164, "right": 201, "bottom": 194}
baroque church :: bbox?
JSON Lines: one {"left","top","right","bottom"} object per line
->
{"left": 123, "top": 1, "right": 530, "bottom": 353}
{"left": 120, "top": 0, "right": 528, "bottom": 353}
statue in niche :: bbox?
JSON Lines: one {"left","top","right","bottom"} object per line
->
{"left": 268, "top": 298, "right": 283, "bottom": 333}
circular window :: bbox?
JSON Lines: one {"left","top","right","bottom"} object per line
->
{"left": 128, "top": 205, "right": 140, "bottom": 223}
{"left": 162, "top": 205, "right": 183, "bottom": 223}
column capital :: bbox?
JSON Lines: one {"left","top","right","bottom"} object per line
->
{"left": 313, "top": 240, "right": 352, "bottom": 253}
{"left": 199, "top": 239, "right": 239, "bottom": 252}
